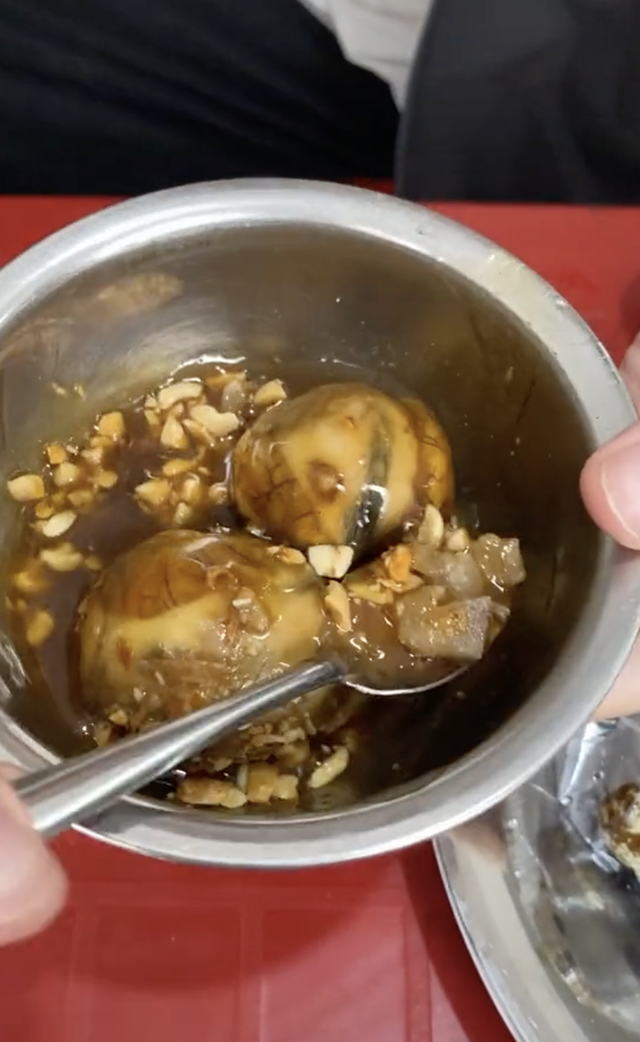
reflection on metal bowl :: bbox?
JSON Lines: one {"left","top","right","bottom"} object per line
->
{"left": 0, "top": 181, "right": 637, "bottom": 866}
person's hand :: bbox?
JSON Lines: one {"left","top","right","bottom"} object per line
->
{"left": 0, "top": 766, "right": 66, "bottom": 945}
{"left": 581, "top": 336, "right": 640, "bottom": 718}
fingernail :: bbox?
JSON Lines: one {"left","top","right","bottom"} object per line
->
{"left": 599, "top": 425, "right": 640, "bottom": 540}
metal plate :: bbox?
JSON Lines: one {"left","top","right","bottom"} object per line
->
{"left": 435, "top": 719, "right": 640, "bottom": 1042}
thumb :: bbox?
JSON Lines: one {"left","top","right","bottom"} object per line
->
{"left": 0, "top": 771, "right": 67, "bottom": 945}
{"left": 580, "top": 337, "right": 640, "bottom": 548}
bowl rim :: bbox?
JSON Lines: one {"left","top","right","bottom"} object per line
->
{"left": 0, "top": 178, "right": 638, "bottom": 867}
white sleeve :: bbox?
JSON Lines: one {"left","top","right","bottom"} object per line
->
{"left": 299, "top": 0, "right": 435, "bottom": 108}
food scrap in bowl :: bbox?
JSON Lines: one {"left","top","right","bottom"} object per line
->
{"left": 601, "top": 782, "right": 640, "bottom": 878}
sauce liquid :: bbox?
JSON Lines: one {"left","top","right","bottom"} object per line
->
{"left": 6, "top": 359, "right": 497, "bottom": 809}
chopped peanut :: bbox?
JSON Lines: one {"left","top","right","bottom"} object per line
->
{"left": 273, "top": 775, "right": 299, "bottom": 801}
{"left": 345, "top": 578, "right": 394, "bottom": 606}
{"left": 82, "top": 445, "right": 105, "bottom": 467}
{"left": 381, "top": 544, "right": 412, "bottom": 584}
{"left": 25, "top": 609, "right": 54, "bottom": 647}
{"left": 157, "top": 381, "right": 202, "bottom": 411}
{"left": 41, "top": 511, "right": 77, "bottom": 538}
{"left": 40, "top": 543, "right": 84, "bottom": 572}
{"left": 178, "top": 475, "right": 205, "bottom": 506}
{"left": 96, "top": 411, "right": 126, "bottom": 441}
{"left": 253, "top": 379, "right": 287, "bottom": 407}
{"left": 172, "top": 502, "right": 194, "bottom": 527}
{"left": 68, "top": 488, "right": 95, "bottom": 509}
{"left": 205, "top": 370, "right": 246, "bottom": 390}
{"left": 189, "top": 404, "right": 240, "bottom": 438}
{"left": 94, "top": 723, "right": 113, "bottom": 747}
{"left": 324, "top": 581, "right": 351, "bottom": 633}
{"left": 135, "top": 478, "right": 171, "bottom": 507}
{"left": 94, "top": 470, "right": 118, "bottom": 490}
{"left": 208, "top": 483, "right": 229, "bottom": 505}
{"left": 13, "top": 563, "right": 46, "bottom": 595}
{"left": 267, "top": 545, "right": 306, "bottom": 566}
{"left": 308, "top": 747, "right": 349, "bottom": 789}
{"left": 182, "top": 418, "right": 214, "bottom": 446}
{"left": 378, "top": 572, "right": 423, "bottom": 593}
{"left": 35, "top": 499, "right": 56, "bottom": 520}
{"left": 418, "top": 504, "right": 445, "bottom": 548}
{"left": 160, "top": 414, "right": 189, "bottom": 450}
{"left": 445, "top": 526, "right": 471, "bottom": 552}
{"left": 7, "top": 474, "right": 45, "bottom": 502}
{"left": 162, "top": 458, "right": 195, "bottom": 477}
{"left": 245, "top": 764, "right": 280, "bottom": 804}
{"left": 308, "top": 544, "right": 354, "bottom": 579}
{"left": 177, "top": 777, "right": 248, "bottom": 808}
{"left": 53, "top": 461, "right": 81, "bottom": 488}
{"left": 90, "top": 435, "right": 113, "bottom": 450}
{"left": 108, "top": 708, "right": 129, "bottom": 726}
{"left": 45, "top": 443, "right": 68, "bottom": 466}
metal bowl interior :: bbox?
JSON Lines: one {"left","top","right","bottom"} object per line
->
{"left": 0, "top": 181, "right": 637, "bottom": 866}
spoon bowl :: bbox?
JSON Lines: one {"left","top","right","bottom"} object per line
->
{"left": 14, "top": 656, "right": 467, "bottom": 837}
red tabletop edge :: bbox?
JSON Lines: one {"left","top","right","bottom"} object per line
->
{"left": 0, "top": 196, "right": 638, "bottom": 1042}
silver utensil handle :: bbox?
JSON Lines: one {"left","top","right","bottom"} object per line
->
{"left": 14, "top": 658, "right": 343, "bottom": 839}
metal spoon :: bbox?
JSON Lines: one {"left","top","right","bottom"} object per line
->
{"left": 13, "top": 657, "right": 465, "bottom": 838}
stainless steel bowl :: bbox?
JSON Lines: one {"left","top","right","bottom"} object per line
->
{"left": 0, "top": 180, "right": 637, "bottom": 867}
{"left": 435, "top": 719, "right": 640, "bottom": 1042}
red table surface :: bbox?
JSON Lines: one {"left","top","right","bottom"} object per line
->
{"left": 0, "top": 198, "right": 638, "bottom": 1042}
